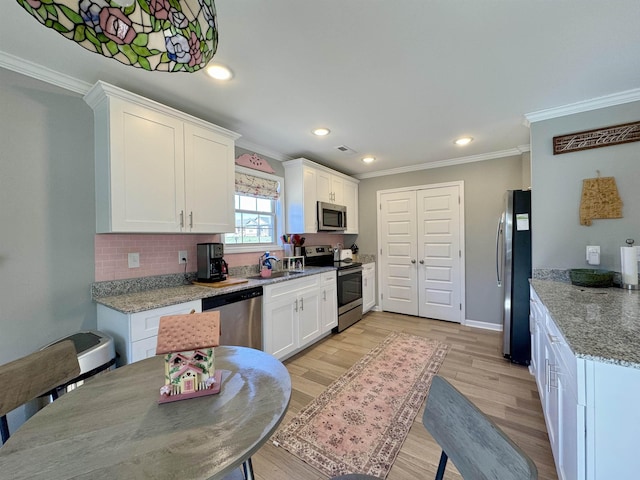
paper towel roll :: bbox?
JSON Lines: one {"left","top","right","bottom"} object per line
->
{"left": 620, "top": 246, "right": 638, "bottom": 285}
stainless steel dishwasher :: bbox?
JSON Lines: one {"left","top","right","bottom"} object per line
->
{"left": 201, "top": 287, "right": 263, "bottom": 350}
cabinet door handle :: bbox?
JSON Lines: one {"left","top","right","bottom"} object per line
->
{"left": 294, "top": 299, "right": 298, "bottom": 312}
{"left": 419, "top": 259, "right": 424, "bottom": 264}
{"left": 323, "top": 290, "right": 327, "bottom": 301}
{"left": 180, "top": 210, "right": 184, "bottom": 228}
{"left": 189, "top": 211, "right": 193, "bottom": 228}
{"left": 545, "top": 359, "right": 550, "bottom": 393}
{"left": 549, "top": 364, "right": 559, "bottom": 389}
{"left": 300, "top": 298, "right": 304, "bottom": 311}
{"left": 411, "top": 259, "right": 416, "bottom": 264}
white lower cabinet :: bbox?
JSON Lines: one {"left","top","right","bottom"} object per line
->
{"left": 298, "top": 289, "right": 322, "bottom": 347}
{"left": 262, "top": 294, "right": 299, "bottom": 360}
{"left": 362, "top": 262, "right": 376, "bottom": 313}
{"left": 530, "top": 285, "right": 640, "bottom": 480}
{"left": 97, "top": 300, "right": 201, "bottom": 366}
{"left": 263, "top": 272, "right": 336, "bottom": 361}
{"left": 320, "top": 271, "right": 337, "bottom": 332}
{"left": 532, "top": 285, "right": 585, "bottom": 480}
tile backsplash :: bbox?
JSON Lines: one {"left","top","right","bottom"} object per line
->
{"left": 95, "top": 232, "right": 347, "bottom": 281}
{"left": 95, "top": 234, "right": 219, "bottom": 281}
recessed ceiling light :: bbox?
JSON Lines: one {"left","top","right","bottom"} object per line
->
{"left": 312, "top": 128, "right": 331, "bottom": 136}
{"left": 206, "top": 64, "right": 233, "bottom": 81}
{"left": 454, "top": 136, "right": 473, "bottom": 146}
{"left": 362, "top": 156, "right": 375, "bottom": 164}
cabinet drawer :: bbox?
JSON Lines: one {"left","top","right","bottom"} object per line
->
{"left": 264, "top": 275, "right": 320, "bottom": 303}
{"left": 530, "top": 288, "right": 545, "bottom": 319}
{"left": 321, "top": 271, "right": 336, "bottom": 285}
{"left": 130, "top": 336, "right": 160, "bottom": 363}
{"left": 363, "top": 263, "right": 375, "bottom": 272}
{"left": 130, "top": 300, "right": 201, "bottom": 342}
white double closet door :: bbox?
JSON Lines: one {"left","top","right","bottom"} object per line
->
{"left": 377, "top": 181, "right": 464, "bottom": 323}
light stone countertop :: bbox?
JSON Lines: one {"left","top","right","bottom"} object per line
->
{"left": 530, "top": 279, "right": 640, "bottom": 368}
{"left": 95, "top": 266, "right": 336, "bottom": 314}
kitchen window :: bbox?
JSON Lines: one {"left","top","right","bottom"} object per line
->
{"left": 223, "top": 167, "right": 284, "bottom": 253}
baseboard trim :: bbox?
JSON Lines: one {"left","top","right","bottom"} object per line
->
{"left": 464, "top": 319, "right": 503, "bottom": 331}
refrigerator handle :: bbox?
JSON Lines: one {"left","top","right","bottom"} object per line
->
{"left": 496, "top": 212, "right": 504, "bottom": 286}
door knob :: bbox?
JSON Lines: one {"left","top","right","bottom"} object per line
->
{"left": 411, "top": 259, "right": 416, "bottom": 264}
{"left": 419, "top": 260, "right": 424, "bottom": 264}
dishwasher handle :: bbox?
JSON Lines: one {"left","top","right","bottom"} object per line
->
{"left": 202, "top": 287, "right": 263, "bottom": 310}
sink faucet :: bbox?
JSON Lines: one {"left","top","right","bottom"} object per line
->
{"left": 259, "top": 252, "right": 280, "bottom": 272}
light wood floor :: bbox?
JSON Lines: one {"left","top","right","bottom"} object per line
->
{"left": 249, "top": 310, "right": 558, "bottom": 480}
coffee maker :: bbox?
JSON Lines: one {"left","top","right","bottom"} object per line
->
{"left": 197, "top": 243, "right": 228, "bottom": 282}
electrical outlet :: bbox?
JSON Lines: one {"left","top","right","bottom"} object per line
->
{"left": 586, "top": 245, "right": 600, "bottom": 266}
{"left": 128, "top": 252, "right": 140, "bottom": 268}
{"left": 178, "top": 250, "right": 188, "bottom": 264}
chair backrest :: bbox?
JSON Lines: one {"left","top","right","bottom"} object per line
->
{"left": 423, "top": 375, "right": 537, "bottom": 480}
{"left": 0, "top": 340, "right": 80, "bottom": 439}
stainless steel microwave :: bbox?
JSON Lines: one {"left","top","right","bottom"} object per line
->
{"left": 317, "top": 201, "right": 347, "bottom": 231}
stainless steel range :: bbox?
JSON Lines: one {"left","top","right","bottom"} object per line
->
{"left": 303, "top": 245, "right": 363, "bottom": 332}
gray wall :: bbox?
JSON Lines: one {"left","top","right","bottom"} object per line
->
{"left": 530, "top": 101, "right": 640, "bottom": 270}
{"left": 357, "top": 155, "right": 526, "bottom": 325}
{"left": 0, "top": 68, "right": 96, "bottom": 429}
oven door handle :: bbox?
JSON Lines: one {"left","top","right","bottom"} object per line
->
{"left": 337, "top": 267, "right": 363, "bottom": 276}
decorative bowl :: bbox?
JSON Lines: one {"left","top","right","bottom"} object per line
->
{"left": 569, "top": 269, "right": 614, "bottom": 288}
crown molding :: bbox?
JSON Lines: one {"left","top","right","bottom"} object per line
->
{"left": 1, "top": 50, "right": 293, "bottom": 159}
{"left": 0, "top": 50, "right": 92, "bottom": 94}
{"left": 354, "top": 146, "right": 529, "bottom": 179}
{"left": 523, "top": 88, "right": 640, "bottom": 127}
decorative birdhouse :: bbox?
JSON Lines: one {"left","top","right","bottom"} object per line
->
{"left": 155, "top": 311, "right": 222, "bottom": 404}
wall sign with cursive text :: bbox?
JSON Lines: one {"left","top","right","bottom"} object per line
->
{"left": 553, "top": 121, "right": 640, "bottom": 155}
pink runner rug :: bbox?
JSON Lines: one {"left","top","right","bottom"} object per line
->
{"left": 272, "top": 332, "right": 450, "bottom": 478}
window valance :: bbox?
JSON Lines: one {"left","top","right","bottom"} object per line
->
{"left": 235, "top": 172, "right": 280, "bottom": 200}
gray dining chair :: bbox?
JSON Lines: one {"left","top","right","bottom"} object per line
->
{"left": 0, "top": 340, "right": 80, "bottom": 445}
{"left": 332, "top": 375, "right": 537, "bottom": 480}
{"left": 423, "top": 375, "right": 538, "bottom": 480}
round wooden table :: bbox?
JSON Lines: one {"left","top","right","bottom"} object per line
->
{"left": 0, "top": 346, "right": 291, "bottom": 480}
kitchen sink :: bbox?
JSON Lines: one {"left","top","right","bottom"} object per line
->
{"left": 246, "top": 271, "right": 302, "bottom": 280}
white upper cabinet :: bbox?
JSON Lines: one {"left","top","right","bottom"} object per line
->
{"left": 84, "top": 81, "right": 239, "bottom": 233}
{"left": 317, "top": 169, "right": 345, "bottom": 204}
{"left": 283, "top": 158, "right": 359, "bottom": 234}
{"left": 342, "top": 176, "right": 359, "bottom": 234}
{"left": 183, "top": 123, "right": 235, "bottom": 233}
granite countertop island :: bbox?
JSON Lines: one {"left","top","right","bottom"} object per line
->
{"left": 94, "top": 266, "right": 336, "bottom": 314}
{"left": 530, "top": 279, "right": 640, "bottom": 368}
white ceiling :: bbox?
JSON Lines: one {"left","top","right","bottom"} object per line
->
{"left": 2, "top": 1, "right": 640, "bottom": 177}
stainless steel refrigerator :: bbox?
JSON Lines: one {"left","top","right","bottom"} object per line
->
{"left": 496, "top": 189, "right": 532, "bottom": 365}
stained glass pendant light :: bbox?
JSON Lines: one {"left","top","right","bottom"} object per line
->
{"left": 16, "top": 0, "right": 218, "bottom": 72}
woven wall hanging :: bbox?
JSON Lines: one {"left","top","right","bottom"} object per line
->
{"left": 579, "top": 173, "right": 623, "bottom": 226}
